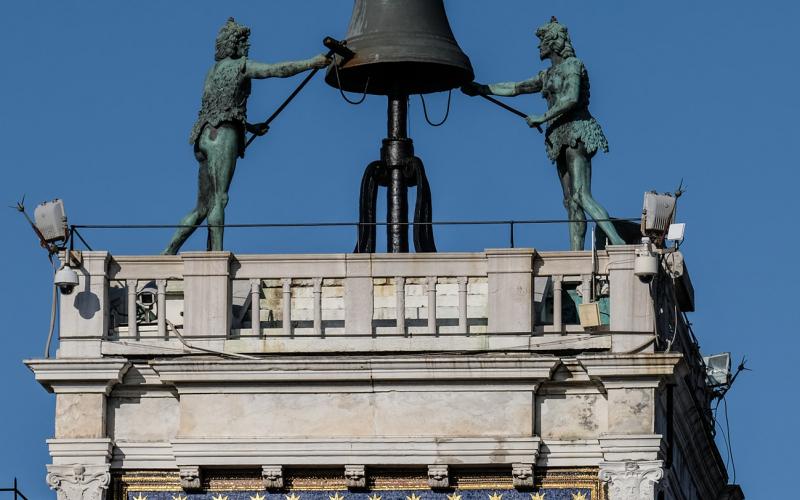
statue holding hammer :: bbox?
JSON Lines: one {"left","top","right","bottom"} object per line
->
{"left": 463, "top": 17, "right": 624, "bottom": 250}
{"left": 164, "top": 18, "right": 329, "bottom": 254}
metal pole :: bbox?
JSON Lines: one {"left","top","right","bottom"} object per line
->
{"left": 510, "top": 221, "right": 515, "bottom": 248}
{"left": 386, "top": 94, "right": 409, "bottom": 253}
{"left": 14, "top": 478, "right": 18, "bottom": 500}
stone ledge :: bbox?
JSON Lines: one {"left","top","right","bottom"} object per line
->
{"left": 100, "top": 334, "right": 614, "bottom": 357}
{"left": 111, "top": 441, "right": 176, "bottom": 469}
{"left": 537, "top": 439, "right": 603, "bottom": 467}
{"left": 577, "top": 353, "right": 682, "bottom": 380}
{"left": 171, "top": 436, "right": 541, "bottom": 466}
{"left": 47, "top": 438, "right": 113, "bottom": 466}
{"left": 25, "top": 358, "right": 131, "bottom": 394}
{"left": 150, "top": 355, "right": 560, "bottom": 385}
{"left": 599, "top": 434, "right": 664, "bottom": 462}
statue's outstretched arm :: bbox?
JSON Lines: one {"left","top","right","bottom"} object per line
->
{"left": 462, "top": 73, "right": 542, "bottom": 97}
{"left": 245, "top": 54, "right": 328, "bottom": 79}
{"left": 487, "top": 75, "right": 543, "bottom": 96}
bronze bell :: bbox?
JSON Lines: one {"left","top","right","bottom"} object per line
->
{"left": 326, "top": 0, "right": 474, "bottom": 95}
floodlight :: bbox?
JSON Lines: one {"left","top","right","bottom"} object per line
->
{"left": 34, "top": 199, "right": 68, "bottom": 244}
{"left": 703, "top": 352, "right": 732, "bottom": 388}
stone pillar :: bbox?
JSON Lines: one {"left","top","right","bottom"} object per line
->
{"left": 26, "top": 358, "right": 129, "bottom": 500}
{"left": 600, "top": 460, "right": 664, "bottom": 500}
{"left": 344, "top": 254, "right": 373, "bottom": 335}
{"left": 182, "top": 252, "right": 231, "bottom": 338}
{"left": 486, "top": 248, "right": 535, "bottom": 334}
{"left": 58, "top": 251, "right": 110, "bottom": 358}
{"left": 607, "top": 246, "right": 655, "bottom": 352}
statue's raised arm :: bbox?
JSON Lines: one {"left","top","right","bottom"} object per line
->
{"left": 462, "top": 17, "right": 625, "bottom": 250}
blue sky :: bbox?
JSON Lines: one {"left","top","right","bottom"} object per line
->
{"left": 1, "top": 1, "right": 796, "bottom": 497}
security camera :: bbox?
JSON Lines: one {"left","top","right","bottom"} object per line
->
{"left": 634, "top": 238, "right": 659, "bottom": 283}
{"left": 54, "top": 266, "right": 79, "bottom": 294}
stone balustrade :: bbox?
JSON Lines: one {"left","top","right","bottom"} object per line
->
{"left": 56, "top": 246, "right": 653, "bottom": 358}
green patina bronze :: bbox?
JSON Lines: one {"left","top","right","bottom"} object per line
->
{"left": 463, "top": 17, "right": 624, "bottom": 251}
{"left": 164, "top": 18, "right": 328, "bottom": 255}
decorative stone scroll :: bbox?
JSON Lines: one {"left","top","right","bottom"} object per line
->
{"left": 47, "top": 465, "right": 110, "bottom": 500}
{"left": 345, "top": 464, "right": 367, "bottom": 489}
{"left": 428, "top": 465, "right": 449, "bottom": 489}
{"left": 600, "top": 461, "right": 664, "bottom": 500}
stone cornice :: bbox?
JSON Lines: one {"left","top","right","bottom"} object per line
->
{"left": 150, "top": 355, "right": 559, "bottom": 388}
{"left": 577, "top": 353, "right": 682, "bottom": 386}
{"left": 24, "top": 358, "right": 131, "bottom": 394}
{"left": 170, "top": 436, "right": 541, "bottom": 467}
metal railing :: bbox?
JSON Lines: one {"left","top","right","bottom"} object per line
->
{"left": 0, "top": 479, "right": 29, "bottom": 500}
{"left": 67, "top": 217, "right": 641, "bottom": 252}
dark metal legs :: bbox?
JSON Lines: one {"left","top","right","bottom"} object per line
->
{"left": 354, "top": 94, "right": 437, "bottom": 254}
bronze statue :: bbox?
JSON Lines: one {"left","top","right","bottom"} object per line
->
{"left": 164, "top": 18, "right": 329, "bottom": 255}
{"left": 463, "top": 17, "right": 624, "bottom": 250}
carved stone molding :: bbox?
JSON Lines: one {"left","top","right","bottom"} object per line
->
{"left": 512, "top": 463, "right": 534, "bottom": 488}
{"left": 46, "top": 464, "right": 110, "bottom": 500}
{"left": 263, "top": 465, "right": 284, "bottom": 490}
{"left": 345, "top": 464, "right": 366, "bottom": 489}
{"left": 179, "top": 466, "right": 201, "bottom": 491}
{"left": 599, "top": 461, "right": 664, "bottom": 500}
{"left": 428, "top": 465, "right": 449, "bottom": 489}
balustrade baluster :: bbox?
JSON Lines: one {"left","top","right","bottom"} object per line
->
{"left": 427, "top": 276, "right": 437, "bottom": 335}
{"left": 457, "top": 276, "right": 468, "bottom": 335}
{"left": 313, "top": 277, "right": 323, "bottom": 337}
{"left": 553, "top": 275, "right": 563, "bottom": 334}
{"left": 282, "top": 278, "right": 292, "bottom": 336}
{"left": 395, "top": 276, "right": 406, "bottom": 336}
{"left": 250, "top": 279, "right": 261, "bottom": 337}
{"left": 127, "top": 279, "right": 138, "bottom": 340}
{"left": 156, "top": 279, "right": 167, "bottom": 339}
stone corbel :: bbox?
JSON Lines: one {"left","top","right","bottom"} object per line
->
{"left": 512, "top": 463, "right": 534, "bottom": 488}
{"left": 46, "top": 464, "right": 110, "bottom": 500}
{"left": 345, "top": 465, "right": 366, "bottom": 489}
{"left": 263, "top": 465, "right": 284, "bottom": 490}
{"left": 179, "top": 466, "right": 202, "bottom": 491}
{"left": 428, "top": 465, "right": 449, "bottom": 489}
{"left": 599, "top": 460, "right": 663, "bottom": 500}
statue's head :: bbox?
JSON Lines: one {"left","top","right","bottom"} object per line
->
{"left": 535, "top": 17, "right": 575, "bottom": 61}
{"left": 215, "top": 17, "right": 251, "bottom": 61}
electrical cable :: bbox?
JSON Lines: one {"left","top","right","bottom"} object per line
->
{"left": 419, "top": 90, "right": 452, "bottom": 127}
{"left": 166, "top": 318, "right": 258, "bottom": 360}
{"left": 44, "top": 259, "right": 58, "bottom": 358}
{"left": 723, "top": 395, "right": 736, "bottom": 483}
{"left": 333, "top": 62, "right": 369, "bottom": 105}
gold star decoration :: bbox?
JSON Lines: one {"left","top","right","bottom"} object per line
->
{"left": 330, "top": 493, "right": 346, "bottom": 500}
{"left": 132, "top": 495, "right": 147, "bottom": 500}
{"left": 447, "top": 494, "right": 462, "bottom": 500}
{"left": 530, "top": 494, "right": 546, "bottom": 500}
{"left": 250, "top": 494, "right": 266, "bottom": 500}
{"left": 571, "top": 493, "right": 586, "bottom": 500}
{"left": 489, "top": 493, "right": 503, "bottom": 500}
{"left": 369, "top": 495, "right": 382, "bottom": 500}
{"left": 211, "top": 495, "right": 228, "bottom": 500}
{"left": 286, "top": 493, "right": 302, "bottom": 500}
{"left": 172, "top": 496, "right": 187, "bottom": 500}
{"left": 407, "top": 493, "right": 423, "bottom": 500}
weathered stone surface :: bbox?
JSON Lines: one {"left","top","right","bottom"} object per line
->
{"left": 56, "top": 394, "right": 106, "bottom": 439}
{"left": 177, "top": 390, "right": 533, "bottom": 438}
{"left": 536, "top": 392, "right": 606, "bottom": 440}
